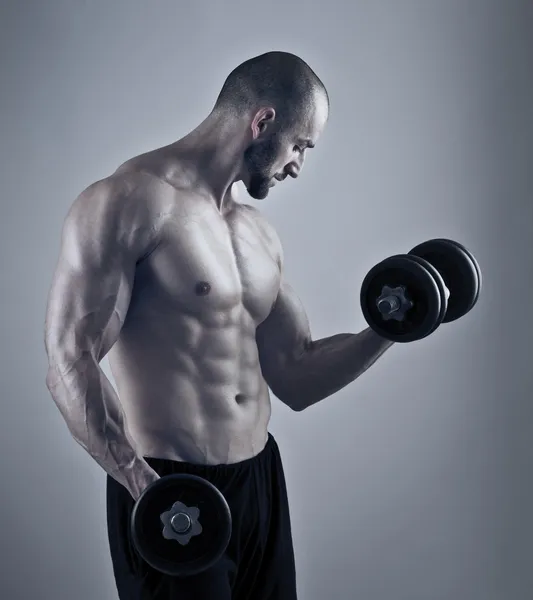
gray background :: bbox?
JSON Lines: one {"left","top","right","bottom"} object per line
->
{"left": 1, "top": 0, "right": 532, "bottom": 598}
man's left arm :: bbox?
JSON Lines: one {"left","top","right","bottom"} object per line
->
{"left": 256, "top": 279, "right": 394, "bottom": 411}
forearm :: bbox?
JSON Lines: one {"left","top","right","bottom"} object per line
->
{"left": 281, "top": 328, "right": 394, "bottom": 410}
{"left": 46, "top": 351, "right": 158, "bottom": 499}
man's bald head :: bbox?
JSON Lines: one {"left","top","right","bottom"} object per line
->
{"left": 214, "top": 51, "right": 329, "bottom": 131}
{"left": 212, "top": 52, "right": 329, "bottom": 200}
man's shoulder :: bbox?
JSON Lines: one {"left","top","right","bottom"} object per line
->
{"left": 237, "top": 203, "right": 284, "bottom": 265}
{"left": 69, "top": 168, "right": 175, "bottom": 248}
{"left": 113, "top": 151, "right": 199, "bottom": 206}
{"left": 237, "top": 202, "right": 281, "bottom": 238}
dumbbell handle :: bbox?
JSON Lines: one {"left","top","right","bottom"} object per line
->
{"left": 377, "top": 284, "right": 449, "bottom": 314}
{"left": 170, "top": 512, "right": 193, "bottom": 534}
{"left": 377, "top": 295, "right": 401, "bottom": 316}
{"left": 375, "top": 285, "right": 414, "bottom": 322}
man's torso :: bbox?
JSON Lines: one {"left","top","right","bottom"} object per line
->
{"left": 107, "top": 150, "right": 282, "bottom": 465}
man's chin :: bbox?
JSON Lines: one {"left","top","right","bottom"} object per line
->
{"left": 247, "top": 187, "right": 270, "bottom": 200}
{"left": 246, "top": 182, "right": 272, "bottom": 200}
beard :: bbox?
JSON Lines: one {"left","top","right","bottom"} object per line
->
{"left": 243, "top": 133, "right": 283, "bottom": 200}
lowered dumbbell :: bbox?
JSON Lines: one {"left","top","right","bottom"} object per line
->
{"left": 360, "top": 238, "right": 481, "bottom": 342}
{"left": 131, "top": 474, "right": 232, "bottom": 577}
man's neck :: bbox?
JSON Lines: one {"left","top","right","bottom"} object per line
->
{"left": 168, "top": 110, "right": 250, "bottom": 209}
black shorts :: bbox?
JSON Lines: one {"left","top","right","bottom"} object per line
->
{"left": 106, "top": 433, "right": 298, "bottom": 599}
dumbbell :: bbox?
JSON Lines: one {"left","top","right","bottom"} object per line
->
{"left": 360, "top": 239, "right": 481, "bottom": 342}
{"left": 131, "top": 474, "right": 232, "bottom": 577}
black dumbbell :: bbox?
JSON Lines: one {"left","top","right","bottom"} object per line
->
{"left": 360, "top": 239, "right": 481, "bottom": 342}
{"left": 131, "top": 474, "right": 232, "bottom": 577}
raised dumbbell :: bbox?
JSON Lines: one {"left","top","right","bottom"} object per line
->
{"left": 360, "top": 238, "right": 481, "bottom": 342}
{"left": 131, "top": 474, "right": 232, "bottom": 577}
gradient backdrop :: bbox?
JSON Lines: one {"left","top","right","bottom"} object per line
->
{"left": 1, "top": 1, "right": 532, "bottom": 599}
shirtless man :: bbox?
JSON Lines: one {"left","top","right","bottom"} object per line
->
{"left": 44, "top": 52, "right": 393, "bottom": 599}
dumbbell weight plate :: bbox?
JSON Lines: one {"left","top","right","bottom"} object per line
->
{"left": 442, "top": 239, "right": 482, "bottom": 310}
{"left": 360, "top": 254, "right": 447, "bottom": 343}
{"left": 406, "top": 254, "right": 449, "bottom": 335}
{"left": 131, "top": 474, "right": 232, "bottom": 577}
{"left": 409, "top": 239, "right": 481, "bottom": 323}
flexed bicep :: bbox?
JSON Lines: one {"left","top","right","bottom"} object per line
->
{"left": 255, "top": 279, "right": 313, "bottom": 400}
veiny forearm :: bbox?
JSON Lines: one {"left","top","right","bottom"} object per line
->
{"left": 281, "top": 328, "right": 394, "bottom": 410}
{"left": 46, "top": 351, "right": 157, "bottom": 499}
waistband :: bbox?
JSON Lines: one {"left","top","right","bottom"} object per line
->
{"left": 144, "top": 432, "right": 277, "bottom": 477}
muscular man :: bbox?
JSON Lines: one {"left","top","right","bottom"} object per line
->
{"left": 44, "top": 52, "right": 393, "bottom": 599}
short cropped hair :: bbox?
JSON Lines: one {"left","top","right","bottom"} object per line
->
{"left": 214, "top": 51, "right": 328, "bottom": 129}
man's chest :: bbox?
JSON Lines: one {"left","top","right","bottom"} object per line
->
{"left": 132, "top": 203, "right": 282, "bottom": 325}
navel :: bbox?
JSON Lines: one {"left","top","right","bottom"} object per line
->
{"left": 194, "top": 281, "right": 212, "bottom": 296}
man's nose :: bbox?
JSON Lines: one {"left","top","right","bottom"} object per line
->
{"left": 286, "top": 162, "right": 300, "bottom": 178}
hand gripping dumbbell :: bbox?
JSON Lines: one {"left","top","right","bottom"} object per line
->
{"left": 360, "top": 239, "right": 481, "bottom": 342}
{"left": 131, "top": 474, "right": 232, "bottom": 577}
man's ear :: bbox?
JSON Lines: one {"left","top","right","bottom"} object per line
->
{"left": 251, "top": 107, "right": 276, "bottom": 139}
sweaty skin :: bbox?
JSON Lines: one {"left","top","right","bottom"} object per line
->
{"left": 45, "top": 99, "right": 393, "bottom": 501}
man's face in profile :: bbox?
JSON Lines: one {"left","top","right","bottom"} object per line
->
{"left": 243, "top": 132, "right": 287, "bottom": 200}
{"left": 243, "top": 94, "right": 329, "bottom": 200}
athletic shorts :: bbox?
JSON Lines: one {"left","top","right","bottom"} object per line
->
{"left": 106, "top": 433, "right": 298, "bottom": 599}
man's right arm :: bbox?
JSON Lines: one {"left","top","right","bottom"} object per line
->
{"left": 44, "top": 177, "right": 163, "bottom": 500}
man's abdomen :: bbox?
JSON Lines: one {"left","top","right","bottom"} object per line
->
{"left": 108, "top": 311, "right": 272, "bottom": 465}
